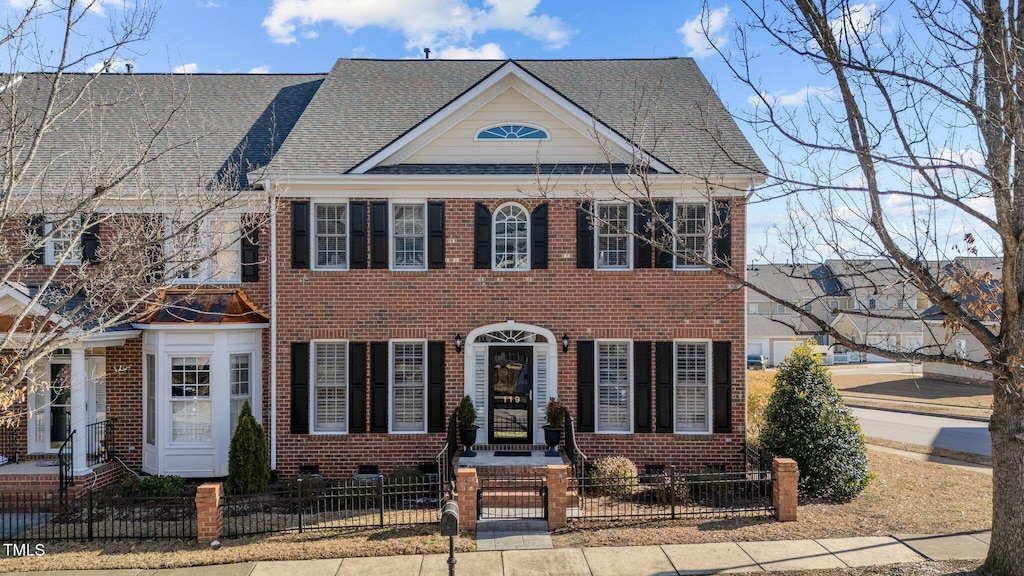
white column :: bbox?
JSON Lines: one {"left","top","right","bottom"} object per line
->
{"left": 69, "top": 345, "right": 90, "bottom": 475}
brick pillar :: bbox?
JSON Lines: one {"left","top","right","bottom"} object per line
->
{"left": 196, "top": 482, "right": 224, "bottom": 545}
{"left": 545, "top": 464, "right": 569, "bottom": 530}
{"left": 772, "top": 458, "right": 799, "bottom": 522}
{"left": 455, "top": 468, "right": 478, "bottom": 532}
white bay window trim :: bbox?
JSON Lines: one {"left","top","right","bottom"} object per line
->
{"left": 595, "top": 340, "right": 632, "bottom": 433}
{"left": 310, "top": 340, "right": 348, "bottom": 434}
{"left": 673, "top": 201, "right": 711, "bottom": 270}
{"left": 390, "top": 202, "right": 427, "bottom": 271}
{"left": 594, "top": 202, "right": 632, "bottom": 270}
{"left": 390, "top": 340, "right": 427, "bottom": 434}
{"left": 312, "top": 202, "right": 349, "bottom": 270}
{"left": 169, "top": 355, "right": 213, "bottom": 445}
{"left": 674, "top": 339, "right": 712, "bottom": 434}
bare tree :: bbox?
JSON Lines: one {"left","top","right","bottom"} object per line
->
{"left": 0, "top": 2, "right": 269, "bottom": 428}
{"left": 567, "top": 2, "right": 1018, "bottom": 573}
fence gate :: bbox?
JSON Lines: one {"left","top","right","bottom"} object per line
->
{"left": 476, "top": 471, "right": 547, "bottom": 520}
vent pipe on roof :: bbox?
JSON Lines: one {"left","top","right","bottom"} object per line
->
{"left": 424, "top": 47, "right": 431, "bottom": 59}
{"left": 125, "top": 62, "right": 134, "bottom": 74}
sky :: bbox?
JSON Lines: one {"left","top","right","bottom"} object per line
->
{"left": 4, "top": 0, "right": 998, "bottom": 263}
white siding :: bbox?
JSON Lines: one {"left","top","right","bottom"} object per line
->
{"left": 405, "top": 87, "right": 609, "bottom": 165}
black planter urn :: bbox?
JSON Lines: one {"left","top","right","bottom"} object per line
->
{"left": 542, "top": 425, "right": 563, "bottom": 457}
{"left": 459, "top": 425, "right": 479, "bottom": 457}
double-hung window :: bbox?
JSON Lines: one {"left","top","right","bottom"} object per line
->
{"left": 596, "top": 341, "right": 631, "bottom": 432}
{"left": 674, "top": 202, "right": 710, "bottom": 268}
{"left": 596, "top": 203, "right": 630, "bottom": 269}
{"left": 493, "top": 203, "right": 529, "bottom": 270}
{"left": 391, "top": 341, "right": 426, "bottom": 432}
{"left": 229, "top": 353, "right": 252, "bottom": 436}
{"left": 312, "top": 342, "right": 347, "bottom": 433}
{"left": 315, "top": 203, "right": 348, "bottom": 269}
{"left": 170, "top": 356, "right": 212, "bottom": 444}
{"left": 392, "top": 204, "right": 426, "bottom": 270}
{"left": 45, "top": 218, "right": 82, "bottom": 265}
{"left": 674, "top": 342, "right": 711, "bottom": 433}
{"left": 166, "top": 216, "right": 241, "bottom": 283}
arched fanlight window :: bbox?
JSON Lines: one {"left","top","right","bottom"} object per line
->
{"left": 476, "top": 124, "right": 549, "bottom": 140}
{"left": 493, "top": 203, "right": 529, "bottom": 270}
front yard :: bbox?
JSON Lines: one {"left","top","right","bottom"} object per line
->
{"left": 0, "top": 448, "right": 991, "bottom": 573}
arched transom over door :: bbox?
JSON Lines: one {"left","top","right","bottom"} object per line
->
{"left": 464, "top": 322, "right": 559, "bottom": 445}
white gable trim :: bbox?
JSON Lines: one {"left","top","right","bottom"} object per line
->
{"left": 0, "top": 282, "right": 71, "bottom": 329}
{"left": 350, "top": 61, "right": 673, "bottom": 175}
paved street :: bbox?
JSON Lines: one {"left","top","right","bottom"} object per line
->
{"left": 851, "top": 406, "right": 991, "bottom": 456}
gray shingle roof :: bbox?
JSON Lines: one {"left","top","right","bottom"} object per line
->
{"left": 7, "top": 73, "right": 325, "bottom": 191}
{"left": 268, "top": 58, "right": 765, "bottom": 177}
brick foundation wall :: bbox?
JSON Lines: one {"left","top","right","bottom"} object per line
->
{"left": 274, "top": 197, "right": 748, "bottom": 477}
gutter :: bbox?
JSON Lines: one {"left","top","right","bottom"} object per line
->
{"left": 267, "top": 180, "right": 279, "bottom": 471}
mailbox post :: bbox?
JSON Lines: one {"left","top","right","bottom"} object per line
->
{"left": 440, "top": 500, "right": 459, "bottom": 576}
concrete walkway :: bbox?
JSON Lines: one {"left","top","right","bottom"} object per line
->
{"left": 5, "top": 531, "right": 990, "bottom": 575}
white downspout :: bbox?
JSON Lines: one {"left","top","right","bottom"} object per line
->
{"left": 268, "top": 183, "right": 279, "bottom": 471}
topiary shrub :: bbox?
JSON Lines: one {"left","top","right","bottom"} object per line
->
{"left": 759, "top": 341, "right": 872, "bottom": 502}
{"left": 227, "top": 401, "right": 270, "bottom": 495}
{"left": 589, "top": 455, "right": 639, "bottom": 498}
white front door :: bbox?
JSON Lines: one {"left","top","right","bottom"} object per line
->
{"left": 28, "top": 361, "right": 71, "bottom": 454}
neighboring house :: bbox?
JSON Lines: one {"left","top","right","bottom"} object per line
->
{"left": 922, "top": 257, "right": 1003, "bottom": 384}
{"left": 1, "top": 58, "right": 765, "bottom": 482}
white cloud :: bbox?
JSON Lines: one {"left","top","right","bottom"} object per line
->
{"left": 677, "top": 6, "right": 730, "bottom": 59}
{"left": 829, "top": 2, "right": 878, "bottom": 43}
{"left": 173, "top": 63, "right": 199, "bottom": 74}
{"left": 436, "top": 42, "right": 505, "bottom": 59}
{"left": 748, "top": 86, "right": 833, "bottom": 108}
{"left": 262, "top": 0, "right": 572, "bottom": 51}
{"left": 248, "top": 65, "right": 271, "bottom": 73}
{"left": 934, "top": 148, "right": 985, "bottom": 169}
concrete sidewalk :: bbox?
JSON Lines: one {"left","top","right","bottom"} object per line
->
{"left": 5, "top": 532, "right": 990, "bottom": 575}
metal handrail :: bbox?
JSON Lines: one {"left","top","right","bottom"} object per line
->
{"left": 58, "top": 429, "right": 75, "bottom": 500}
{"left": 564, "top": 412, "right": 587, "bottom": 488}
{"left": 434, "top": 409, "right": 459, "bottom": 504}
{"left": 86, "top": 418, "right": 116, "bottom": 466}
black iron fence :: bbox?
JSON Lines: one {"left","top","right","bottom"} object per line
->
{"left": 0, "top": 488, "right": 196, "bottom": 541}
{"left": 86, "top": 419, "right": 116, "bottom": 467}
{"left": 223, "top": 474, "right": 441, "bottom": 537}
{"left": 570, "top": 467, "right": 773, "bottom": 521}
{"left": 744, "top": 443, "right": 772, "bottom": 473}
{"left": 477, "top": 474, "right": 547, "bottom": 520}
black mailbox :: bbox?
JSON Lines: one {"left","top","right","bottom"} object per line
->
{"left": 440, "top": 500, "right": 459, "bottom": 536}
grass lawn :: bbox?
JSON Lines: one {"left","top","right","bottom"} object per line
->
{"left": 2, "top": 449, "right": 990, "bottom": 573}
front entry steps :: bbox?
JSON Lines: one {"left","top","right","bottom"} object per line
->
{"left": 476, "top": 519, "right": 552, "bottom": 551}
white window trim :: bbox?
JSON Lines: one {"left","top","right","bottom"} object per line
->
{"left": 474, "top": 122, "right": 551, "bottom": 141}
{"left": 672, "top": 201, "right": 712, "bottom": 271}
{"left": 492, "top": 202, "right": 531, "bottom": 272}
{"left": 595, "top": 339, "right": 633, "bottom": 434}
{"left": 229, "top": 352, "right": 253, "bottom": 436}
{"left": 311, "top": 201, "right": 350, "bottom": 271}
{"left": 389, "top": 202, "right": 428, "bottom": 272}
{"left": 389, "top": 339, "right": 428, "bottom": 434}
{"left": 167, "top": 354, "right": 213, "bottom": 447}
{"left": 594, "top": 202, "right": 632, "bottom": 271}
{"left": 309, "top": 340, "right": 349, "bottom": 435}
{"left": 673, "top": 339, "right": 713, "bottom": 435}
{"left": 44, "top": 219, "right": 82, "bottom": 266}
{"left": 165, "top": 216, "right": 242, "bottom": 284}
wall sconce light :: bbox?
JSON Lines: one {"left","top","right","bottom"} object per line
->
{"left": 454, "top": 333, "right": 463, "bottom": 353}
{"left": 561, "top": 333, "right": 570, "bottom": 353}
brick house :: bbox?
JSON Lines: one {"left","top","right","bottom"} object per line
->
{"left": 1, "top": 58, "right": 764, "bottom": 483}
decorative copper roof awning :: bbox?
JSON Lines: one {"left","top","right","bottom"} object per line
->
{"left": 137, "top": 289, "right": 268, "bottom": 325}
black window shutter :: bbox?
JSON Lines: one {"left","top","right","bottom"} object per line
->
{"left": 634, "top": 207, "right": 652, "bottom": 269}
{"left": 241, "top": 219, "right": 259, "bottom": 282}
{"left": 290, "top": 342, "right": 310, "bottom": 434}
{"left": 427, "top": 341, "right": 446, "bottom": 432}
{"left": 291, "top": 201, "right": 310, "bottom": 269}
{"left": 654, "top": 201, "right": 674, "bottom": 269}
{"left": 474, "top": 203, "right": 491, "bottom": 269}
{"left": 370, "top": 342, "right": 389, "bottom": 432}
{"left": 144, "top": 215, "right": 164, "bottom": 283}
{"left": 349, "top": 342, "right": 367, "bottom": 433}
{"left": 82, "top": 214, "right": 101, "bottom": 264}
{"left": 655, "top": 342, "right": 674, "bottom": 432}
{"left": 634, "top": 342, "right": 652, "bottom": 433}
{"left": 27, "top": 215, "right": 45, "bottom": 264}
{"left": 370, "top": 202, "right": 389, "bottom": 269}
{"left": 576, "top": 340, "right": 595, "bottom": 432}
{"left": 427, "top": 202, "right": 446, "bottom": 270}
{"left": 576, "top": 203, "right": 594, "bottom": 269}
{"left": 712, "top": 341, "right": 733, "bottom": 433}
{"left": 350, "top": 202, "right": 368, "bottom": 269}
{"left": 531, "top": 203, "right": 549, "bottom": 269}
{"left": 713, "top": 201, "right": 732, "bottom": 268}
